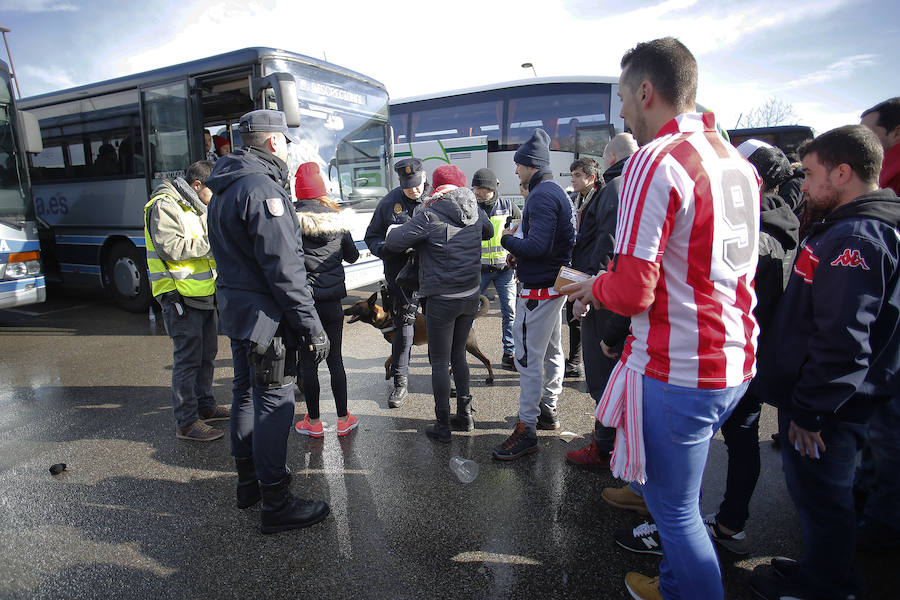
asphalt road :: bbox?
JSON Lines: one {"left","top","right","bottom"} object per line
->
{"left": 0, "top": 284, "right": 895, "bottom": 599}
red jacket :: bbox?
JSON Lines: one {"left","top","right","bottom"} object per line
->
{"left": 881, "top": 143, "right": 900, "bottom": 194}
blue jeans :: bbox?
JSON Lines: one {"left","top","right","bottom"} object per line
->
{"left": 159, "top": 298, "right": 217, "bottom": 429}
{"left": 480, "top": 267, "right": 516, "bottom": 356}
{"left": 779, "top": 408, "right": 867, "bottom": 600}
{"left": 640, "top": 376, "right": 747, "bottom": 600}
{"left": 859, "top": 396, "right": 900, "bottom": 525}
{"left": 229, "top": 338, "right": 296, "bottom": 484}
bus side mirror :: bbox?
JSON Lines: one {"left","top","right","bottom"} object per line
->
{"left": 18, "top": 110, "right": 43, "bottom": 153}
{"left": 251, "top": 72, "right": 301, "bottom": 128}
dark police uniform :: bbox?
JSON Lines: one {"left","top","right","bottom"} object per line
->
{"left": 206, "top": 109, "right": 329, "bottom": 532}
{"left": 364, "top": 158, "right": 430, "bottom": 406}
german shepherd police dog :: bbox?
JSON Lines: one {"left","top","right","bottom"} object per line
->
{"left": 343, "top": 288, "right": 495, "bottom": 385}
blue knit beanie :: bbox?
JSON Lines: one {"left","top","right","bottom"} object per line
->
{"left": 514, "top": 128, "right": 551, "bottom": 168}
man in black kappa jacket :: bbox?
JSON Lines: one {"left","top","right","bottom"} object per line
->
{"left": 364, "top": 158, "right": 431, "bottom": 407}
{"left": 207, "top": 110, "right": 330, "bottom": 534}
{"left": 750, "top": 125, "right": 900, "bottom": 600}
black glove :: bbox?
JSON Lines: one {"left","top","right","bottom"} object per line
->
{"left": 307, "top": 330, "right": 330, "bottom": 364}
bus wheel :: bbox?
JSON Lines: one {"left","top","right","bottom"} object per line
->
{"left": 105, "top": 241, "right": 152, "bottom": 312}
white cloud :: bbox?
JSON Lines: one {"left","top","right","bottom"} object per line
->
{"left": 0, "top": 0, "right": 77, "bottom": 11}
{"left": 778, "top": 54, "right": 879, "bottom": 90}
{"left": 18, "top": 64, "right": 76, "bottom": 90}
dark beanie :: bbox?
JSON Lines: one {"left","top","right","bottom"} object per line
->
{"left": 514, "top": 128, "right": 551, "bottom": 168}
{"left": 737, "top": 139, "right": 793, "bottom": 191}
{"left": 471, "top": 168, "right": 498, "bottom": 191}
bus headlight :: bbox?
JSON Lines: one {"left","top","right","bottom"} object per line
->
{"left": 4, "top": 251, "right": 42, "bottom": 279}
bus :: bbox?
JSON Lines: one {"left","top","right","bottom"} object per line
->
{"left": 0, "top": 59, "right": 45, "bottom": 310}
{"left": 727, "top": 125, "right": 815, "bottom": 160}
{"left": 18, "top": 47, "right": 391, "bottom": 312}
{"left": 389, "top": 76, "right": 624, "bottom": 201}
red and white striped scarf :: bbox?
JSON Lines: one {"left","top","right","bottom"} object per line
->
{"left": 595, "top": 361, "right": 646, "bottom": 484}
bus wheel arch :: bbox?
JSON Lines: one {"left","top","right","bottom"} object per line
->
{"left": 102, "top": 238, "right": 152, "bottom": 312}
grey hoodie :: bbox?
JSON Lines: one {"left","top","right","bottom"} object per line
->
{"left": 384, "top": 186, "right": 493, "bottom": 298}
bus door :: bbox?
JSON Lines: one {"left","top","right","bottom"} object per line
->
{"left": 140, "top": 80, "right": 193, "bottom": 193}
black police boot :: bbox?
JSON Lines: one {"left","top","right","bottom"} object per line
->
{"left": 388, "top": 375, "right": 408, "bottom": 408}
{"left": 426, "top": 409, "right": 452, "bottom": 443}
{"left": 259, "top": 476, "right": 330, "bottom": 534}
{"left": 235, "top": 457, "right": 261, "bottom": 509}
{"left": 449, "top": 394, "right": 474, "bottom": 431}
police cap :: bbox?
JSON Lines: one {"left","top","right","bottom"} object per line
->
{"left": 394, "top": 157, "right": 426, "bottom": 189}
{"left": 237, "top": 109, "right": 301, "bottom": 144}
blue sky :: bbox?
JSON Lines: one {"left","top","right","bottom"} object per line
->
{"left": 1, "top": 0, "right": 896, "bottom": 135}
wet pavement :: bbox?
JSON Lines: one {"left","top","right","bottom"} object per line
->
{"left": 0, "top": 284, "right": 896, "bottom": 599}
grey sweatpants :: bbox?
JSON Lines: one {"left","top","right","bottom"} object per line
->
{"left": 513, "top": 293, "right": 566, "bottom": 426}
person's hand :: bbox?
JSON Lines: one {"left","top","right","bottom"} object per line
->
{"left": 502, "top": 224, "right": 518, "bottom": 238}
{"left": 573, "top": 299, "right": 590, "bottom": 320}
{"left": 600, "top": 340, "right": 620, "bottom": 359}
{"left": 506, "top": 253, "right": 518, "bottom": 270}
{"left": 559, "top": 276, "right": 601, "bottom": 308}
{"left": 307, "top": 331, "right": 330, "bottom": 364}
{"left": 788, "top": 420, "right": 826, "bottom": 459}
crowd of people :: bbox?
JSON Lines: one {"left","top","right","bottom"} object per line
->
{"left": 141, "top": 36, "right": 899, "bottom": 600}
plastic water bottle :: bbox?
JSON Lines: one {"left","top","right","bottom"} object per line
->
{"left": 449, "top": 456, "right": 479, "bottom": 484}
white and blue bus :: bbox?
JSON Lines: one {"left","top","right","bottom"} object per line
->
{"left": 389, "top": 76, "right": 624, "bottom": 202}
{"left": 19, "top": 47, "right": 391, "bottom": 311}
{"left": 0, "top": 59, "right": 45, "bottom": 310}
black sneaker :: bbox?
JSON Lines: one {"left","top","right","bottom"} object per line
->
{"left": 770, "top": 556, "right": 800, "bottom": 580}
{"left": 536, "top": 401, "right": 559, "bottom": 430}
{"left": 703, "top": 513, "right": 750, "bottom": 555}
{"left": 492, "top": 422, "right": 538, "bottom": 461}
{"left": 615, "top": 521, "right": 663, "bottom": 556}
{"left": 564, "top": 361, "right": 583, "bottom": 378}
{"left": 501, "top": 354, "right": 516, "bottom": 371}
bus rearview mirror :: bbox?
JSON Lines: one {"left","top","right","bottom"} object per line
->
{"left": 17, "top": 110, "right": 43, "bottom": 154}
{"left": 251, "top": 72, "right": 302, "bottom": 128}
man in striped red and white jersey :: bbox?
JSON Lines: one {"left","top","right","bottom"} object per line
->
{"left": 564, "top": 37, "right": 760, "bottom": 600}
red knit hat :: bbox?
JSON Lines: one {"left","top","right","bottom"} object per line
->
{"left": 294, "top": 162, "right": 327, "bottom": 199}
{"left": 213, "top": 135, "right": 230, "bottom": 152}
{"left": 431, "top": 164, "right": 467, "bottom": 189}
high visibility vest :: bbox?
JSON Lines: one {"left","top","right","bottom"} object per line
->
{"left": 143, "top": 188, "right": 216, "bottom": 298}
{"left": 481, "top": 198, "right": 514, "bottom": 268}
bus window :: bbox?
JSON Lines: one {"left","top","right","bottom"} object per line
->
{"left": 407, "top": 100, "right": 502, "bottom": 143}
{"left": 142, "top": 82, "right": 191, "bottom": 181}
{"left": 506, "top": 89, "right": 611, "bottom": 149}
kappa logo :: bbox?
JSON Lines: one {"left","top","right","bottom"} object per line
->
{"left": 830, "top": 249, "right": 870, "bottom": 270}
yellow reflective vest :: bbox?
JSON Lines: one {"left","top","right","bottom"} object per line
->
{"left": 143, "top": 184, "right": 216, "bottom": 298}
{"left": 481, "top": 198, "right": 516, "bottom": 268}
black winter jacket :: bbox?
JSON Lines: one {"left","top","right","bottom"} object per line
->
{"left": 755, "top": 193, "right": 800, "bottom": 334}
{"left": 501, "top": 167, "right": 575, "bottom": 288}
{"left": 294, "top": 199, "right": 360, "bottom": 301}
{"left": 757, "top": 189, "right": 900, "bottom": 430}
{"left": 364, "top": 184, "right": 431, "bottom": 278}
{"left": 384, "top": 187, "right": 493, "bottom": 298}
{"left": 206, "top": 147, "right": 321, "bottom": 346}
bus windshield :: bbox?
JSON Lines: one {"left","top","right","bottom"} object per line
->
{"left": 0, "top": 72, "right": 28, "bottom": 224}
{"left": 263, "top": 58, "right": 391, "bottom": 207}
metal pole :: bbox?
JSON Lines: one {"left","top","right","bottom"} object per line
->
{"left": 0, "top": 27, "right": 21, "bottom": 98}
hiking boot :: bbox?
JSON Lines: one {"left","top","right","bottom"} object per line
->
{"left": 449, "top": 395, "right": 474, "bottom": 431}
{"left": 616, "top": 521, "right": 662, "bottom": 556}
{"left": 259, "top": 476, "right": 329, "bottom": 534}
{"left": 624, "top": 572, "right": 663, "bottom": 600}
{"left": 235, "top": 457, "right": 261, "bottom": 509}
{"left": 537, "top": 401, "right": 559, "bottom": 430}
{"left": 294, "top": 415, "right": 324, "bottom": 438}
{"left": 704, "top": 513, "right": 750, "bottom": 555}
{"left": 492, "top": 421, "right": 538, "bottom": 461}
{"left": 425, "top": 409, "right": 452, "bottom": 443}
{"left": 389, "top": 375, "right": 408, "bottom": 408}
{"left": 564, "top": 360, "right": 583, "bottom": 378}
{"left": 566, "top": 439, "right": 609, "bottom": 466}
{"left": 176, "top": 420, "right": 224, "bottom": 442}
{"left": 199, "top": 405, "right": 231, "bottom": 422}
{"left": 601, "top": 484, "right": 650, "bottom": 516}
{"left": 501, "top": 354, "right": 516, "bottom": 371}
{"left": 336, "top": 413, "right": 359, "bottom": 437}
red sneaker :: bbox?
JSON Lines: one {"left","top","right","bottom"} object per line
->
{"left": 295, "top": 415, "right": 324, "bottom": 438}
{"left": 565, "top": 439, "right": 609, "bottom": 466}
{"left": 337, "top": 413, "right": 359, "bottom": 437}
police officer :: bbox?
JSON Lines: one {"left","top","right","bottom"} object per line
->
{"left": 473, "top": 167, "right": 520, "bottom": 371}
{"left": 206, "top": 109, "right": 330, "bottom": 533}
{"left": 364, "top": 158, "right": 431, "bottom": 407}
